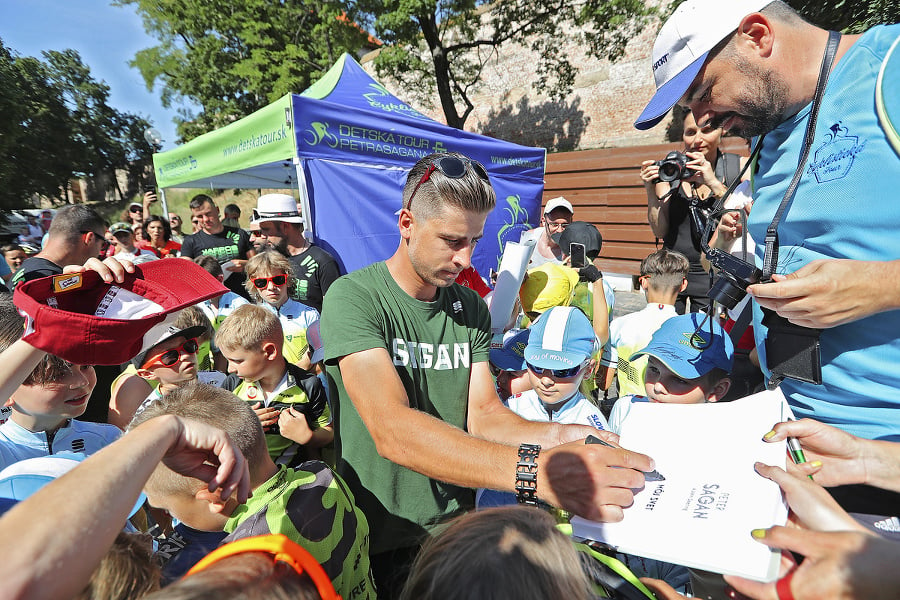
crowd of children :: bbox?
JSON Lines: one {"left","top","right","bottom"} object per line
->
{"left": 0, "top": 177, "right": 896, "bottom": 600}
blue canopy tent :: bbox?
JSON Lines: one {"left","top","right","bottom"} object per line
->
{"left": 153, "top": 54, "right": 546, "bottom": 277}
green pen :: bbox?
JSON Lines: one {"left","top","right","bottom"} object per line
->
{"left": 585, "top": 435, "right": 666, "bottom": 482}
{"left": 786, "top": 419, "right": 815, "bottom": 480}
{"left": 787, "top": 436, "right": 807, "bottom": 465}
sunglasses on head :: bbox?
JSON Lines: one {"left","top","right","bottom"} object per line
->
{"left": 144, "top": 338, "right": 199, "bottom": 368}
{"left": 406, "top": 156, "right": 490, "bottom": 210}
{"left": 525, "top": 360, "right": 588, "bottom": 379}
{"left": 252, "top": 274, "right": 287, "bottom": 289}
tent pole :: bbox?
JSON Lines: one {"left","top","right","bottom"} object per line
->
{"left": 294, "top": 158, "right": 314, "bottom": 241}
{"left": 159, "top": 189, "right": 169, "bottom": 222}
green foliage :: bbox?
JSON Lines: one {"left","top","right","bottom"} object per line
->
{"left": 786, "top": 0, "right": 900, "bottom": 32}
{"left": 355, "top": 0, "right": 655, "bottom": 129}
{"left": 0, "top": 39, "right": 153, "bottom": 210}
{"left": 118, "top": 0, "right": 374, "bottom": 142}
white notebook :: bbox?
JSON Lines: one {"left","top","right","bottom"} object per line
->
{"left": 572, "top": 389, "right": 790, "bottom": 581}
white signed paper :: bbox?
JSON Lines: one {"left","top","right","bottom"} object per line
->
{"left": 572, "top": 389, "right": 790, "bottom": 581}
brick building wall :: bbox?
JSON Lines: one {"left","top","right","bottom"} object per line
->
{"left": 359, "top": 8, "right": 671, "bottom": 151}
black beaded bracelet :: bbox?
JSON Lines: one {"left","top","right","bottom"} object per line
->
{"left": 515, "top": 443, "right": 541, "bottom": 506}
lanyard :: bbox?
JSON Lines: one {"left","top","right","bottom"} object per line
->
{"left": 761, "top": 30, "right": 842, "bottom": 279}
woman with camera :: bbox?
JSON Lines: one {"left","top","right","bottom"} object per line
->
{"left": 640, "top": 110, "right": 747, "bottom": 314}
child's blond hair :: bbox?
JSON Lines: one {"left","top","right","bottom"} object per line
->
{"left": 244, "top": 251, "right": 295, "bottom": 301}
{"left": 215, "top": 304, "right": 283, "bottom": 353}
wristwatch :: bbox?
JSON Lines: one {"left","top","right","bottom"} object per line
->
{"left": 515, "top": 443, "right": 541, "bottom": 506}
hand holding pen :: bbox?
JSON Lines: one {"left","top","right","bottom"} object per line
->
{"left": 586, "top": 435, "right": 666, "bottom": 482}
{"left": 761, "top": 418, "right": 887, "bottom": 489}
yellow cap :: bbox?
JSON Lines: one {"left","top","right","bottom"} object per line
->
{"left": 519, "top": 263, "right": 579, "bottom": 314}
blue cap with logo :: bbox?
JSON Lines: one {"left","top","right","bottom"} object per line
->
{"left": 525, "top": 306, "right": 597, "bottom": 369}
{"left": 630, "top": 313, "right": 734, "bottom": 379}
{"left": 490, "top": 328, "right": 530, "bottom": 371}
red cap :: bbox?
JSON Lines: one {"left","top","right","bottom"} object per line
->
{"left": 13, "top": 259, "right": 227, "bottom": 366}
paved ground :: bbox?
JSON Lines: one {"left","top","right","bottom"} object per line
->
{"left": 612, "top": 289, "right": 646, "bottom": 319}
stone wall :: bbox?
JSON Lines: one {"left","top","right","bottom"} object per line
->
{"left": 359, "top": 9, "right": 672, "bottom": 152}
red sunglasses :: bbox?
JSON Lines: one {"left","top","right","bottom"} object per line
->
{"left": 143, "top": 338, "right": 199, "bottom": 368}
{"left": 252, "top": 274, "right": 288, "bottom": 289}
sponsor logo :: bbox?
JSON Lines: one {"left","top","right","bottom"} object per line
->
{"left": 495, "top": 194, "right": 530, "bottom": 270}
{"left": 52, "top": 273, "right": 83, "bottom": 293}
{"left": 157, "top": 154, "right": 197, "bottom": 179}
{"left": 652, "top": 53, "right": 669, "bottom": 71}
{"left": 362, "top": 83, "right": 429, "bottom": 120}
{"left": 303, "top": 121, "right": 443, "bottom": 160}
{"left": 874, "top": 517, "right": 900, "bottom": 533}
{"left": 807, "top": 122, "right": 866, "bottom": 184}
{"left": 392, "top": 339, "right": 470, "bottom": 370}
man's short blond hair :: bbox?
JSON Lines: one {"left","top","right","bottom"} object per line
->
{"left": 128, "top": 383, "right": 269, "bottom": 497}
{"left": 215, "top": 304, "right": 283, "bottom": 353}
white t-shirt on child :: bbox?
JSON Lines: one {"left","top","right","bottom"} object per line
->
{"left": 506, "top": 388, "right": 609, "bottom": 431}
{"left": 607, "top": 394, "right": 651, "bottom": 434}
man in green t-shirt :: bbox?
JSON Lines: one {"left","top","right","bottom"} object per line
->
{"left": 321, "top": 152, "right": 655, "bottom": 598}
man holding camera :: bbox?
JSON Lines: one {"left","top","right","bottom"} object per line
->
{"left": 636, "top": 1, "right": 900, "bottom": 447}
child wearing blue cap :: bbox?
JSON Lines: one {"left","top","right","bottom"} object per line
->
{"left": 488, "top": 328, "right": 532, "bottom": 401}
{"left": 608, "top": 312, "right": 734, "bottom": 433}
{"left": 478, "top": 307, "right": 607, "bottom": 509}
{"left": 508, "top": 306, "right": 608, "bottom": 431}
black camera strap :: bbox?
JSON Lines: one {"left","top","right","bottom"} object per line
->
{"left": 761, "top": 30, "right": 842, "bottom": 279}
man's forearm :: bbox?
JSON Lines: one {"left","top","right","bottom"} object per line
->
{"left": 371, "top": 403, "right": 522, "bottom": 493}
{"left": 469, "top": 400, "right": 573, "bottom": 449}
{"left": 0, "top": 340, "right": 47, "bottom": 402}
{"left": 0, "top": 416, "right": 180, "bottom": 600}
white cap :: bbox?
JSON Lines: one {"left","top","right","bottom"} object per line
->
{"left": 543, "top": 197, "right": 573, "bottom": 215}
{"left": 634, "top": 0, "right": 771, "bottom": 130}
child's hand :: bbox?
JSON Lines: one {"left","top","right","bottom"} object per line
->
{"left": 277, "top": 406, "right": 314, "bottom": 444}
{"left": 251, "top": 402, "right": 281, "bottom": 431}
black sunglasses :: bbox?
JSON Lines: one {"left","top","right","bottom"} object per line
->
{"left": 145, "top": 338, "right": 199, "bottom": 368}
{"left": 406, "top": 156, "right": 490, "bottom": 210}
{"left": 525, "top": 360, "right": 587, "bottom": 379}
{"left": 130, "top": 206, "right": 143, "bottom": 213}
{"left": 252, "top": 274, "right": 287, "bottom": 289}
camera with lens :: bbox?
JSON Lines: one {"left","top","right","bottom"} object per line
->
{"left": 701, "top": 222, "right": 822, "bottom": 386}
{"left": 654, "top": 151, "right": 694, "bottom": 182}
{"left": 705, "top": 248, "right": 762, "bottom": 310}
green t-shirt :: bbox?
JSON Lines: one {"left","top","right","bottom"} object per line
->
{"left": 322, "top": 261, "right": 491, "bottom": 554}
{"left": 224, "top": 463, "right": 375, "bottom": 600}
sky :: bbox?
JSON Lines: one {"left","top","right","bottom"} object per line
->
{"left": 1, "top": 0, "right": 187, "bottom": 151}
